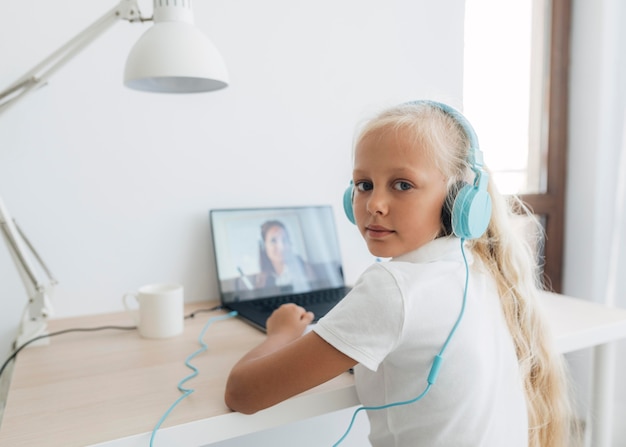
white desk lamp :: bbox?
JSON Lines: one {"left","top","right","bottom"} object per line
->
{"left": 0, "top": 0, "right": 228, "bottom": 347}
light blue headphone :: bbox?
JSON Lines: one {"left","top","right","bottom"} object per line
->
{"left": 342, "top": 100, "right": 492, "bottom": 240}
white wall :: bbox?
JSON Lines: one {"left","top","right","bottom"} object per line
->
{"left": 0, "top": 0, "right": 464, "bottom": 349}
{"left": 565, "top": 0, "right": 626, "bottom": 444}
{"left": 0, "top": 0, "right": 464, "bottom": 444}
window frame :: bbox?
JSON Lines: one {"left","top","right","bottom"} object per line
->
{"left": 519, "top": 0, "right": 571, "bottom": 293}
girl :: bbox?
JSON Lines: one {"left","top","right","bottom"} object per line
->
{"left": 225, "top": 100, "right": 572, "bottom": 447}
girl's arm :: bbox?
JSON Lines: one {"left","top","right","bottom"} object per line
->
{"left": 225, "top": 303, "right": 357, "bottom": 414}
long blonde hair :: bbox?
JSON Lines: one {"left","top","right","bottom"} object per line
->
{"left": 356, "top": 101, "right": 574, "bottom": 447}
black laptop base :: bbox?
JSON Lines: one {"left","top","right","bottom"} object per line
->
{"left": 225, "top": 287, "right": 349, "bottom": 331}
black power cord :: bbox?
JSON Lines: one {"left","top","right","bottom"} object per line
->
{"left": 0, "top": 305, "right": 224, "bottom": 380}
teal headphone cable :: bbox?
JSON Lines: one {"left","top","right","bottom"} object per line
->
{"left": 333, "top": 238, "right": 470, "bottom": 447}
{"left": 149, "top": 310, "right": 238, "bottom": 447}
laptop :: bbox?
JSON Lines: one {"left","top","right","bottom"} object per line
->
{"left": 209, "top": 205, "right": 350, "bottom": 331}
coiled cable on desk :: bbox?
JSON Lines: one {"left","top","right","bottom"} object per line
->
{"left": 149, "top": 310, "right": 238, "bottom": 447}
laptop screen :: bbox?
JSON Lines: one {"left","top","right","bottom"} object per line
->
{"left": 210, "top": 206, "right": 345, "bottom": 304}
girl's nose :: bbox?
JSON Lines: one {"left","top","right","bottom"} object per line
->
{"left": 366, "top": 189, "right": 389, "bottom": 216}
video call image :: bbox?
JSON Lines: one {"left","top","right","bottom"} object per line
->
{"left": 210, "top": 207, "right": 345, "bottom": 303}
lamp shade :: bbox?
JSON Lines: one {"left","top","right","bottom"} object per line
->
{"left": 124, "top": 16, "right": 228, "bottom": 93}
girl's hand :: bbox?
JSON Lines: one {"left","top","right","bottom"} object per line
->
{"left": 266, "top": 303, "right": 314, "bottom": 340}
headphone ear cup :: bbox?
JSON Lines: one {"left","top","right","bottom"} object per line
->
{"left": 343, "top": 182, "right": 356, "bottom": 225}
{"left": 451, "top": 184, "right": 492, "bottom": 239}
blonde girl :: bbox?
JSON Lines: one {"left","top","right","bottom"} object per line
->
{"left": 225, "top": 100, "right": 573, "bottom": 447}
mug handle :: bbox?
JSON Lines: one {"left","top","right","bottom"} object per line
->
{"left": 122, "top": 292, "right": 140, "bottom": 326}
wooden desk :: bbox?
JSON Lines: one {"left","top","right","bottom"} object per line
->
{"left": 0, "top": 302, "right": 358, "bottom": 447}
{"left": 1, "top": 293, "right": 626, "bottom": 447}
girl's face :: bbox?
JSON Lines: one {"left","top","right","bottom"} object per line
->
{"left": 352, "top": 127, "right": 448, "bottom": 258}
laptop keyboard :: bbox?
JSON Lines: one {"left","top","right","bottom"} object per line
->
{"left": 251, "top": 288, "right": 347, "bottom": 317}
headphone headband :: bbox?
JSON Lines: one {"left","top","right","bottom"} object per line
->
{"left": 403, "top": 100, "right": 483, "bottom": 172}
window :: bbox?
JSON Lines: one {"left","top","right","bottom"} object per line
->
{"left": 464, "top": 0, "right": 571, "bottom": 292}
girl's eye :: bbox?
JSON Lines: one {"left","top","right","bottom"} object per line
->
{"left": 394, "top": 181, "right": 413, "bottom": 191}
{"left": 355, "top": 181, "right": 373, "bottom": 192}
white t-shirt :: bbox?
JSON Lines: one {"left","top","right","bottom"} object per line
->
{"left": 314, "top": 237, "right": 528, "bottom": 447}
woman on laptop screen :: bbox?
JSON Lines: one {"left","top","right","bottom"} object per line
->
{"left": 256, "top": 220, "right": 317, "bottom": 291}
{"left": 225, "top": 100, "right": 574, "bottom": 447}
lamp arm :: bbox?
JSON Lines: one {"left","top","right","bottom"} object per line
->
{"left": 0, "top": 0, "right": 150, "bottom": 347}
{"left": 0, "top": 195, "right": 55, "bottom": 346}
{"left": 0, "top": 199, "right": 49, "bottom": 293}
{"left": 0, "top": 0, "right": 149, "bottom": 117}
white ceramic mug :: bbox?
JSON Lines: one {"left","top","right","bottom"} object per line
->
{"left": 123, "top": 283, "right": 184, "bottom": 338}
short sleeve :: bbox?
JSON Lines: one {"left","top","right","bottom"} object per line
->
{"left": 313, "top": 263, "right": 405, "bottom": 371}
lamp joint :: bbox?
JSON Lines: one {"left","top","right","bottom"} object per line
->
{"left": 115, "top": 0, "right": 151, "bottom": 23}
